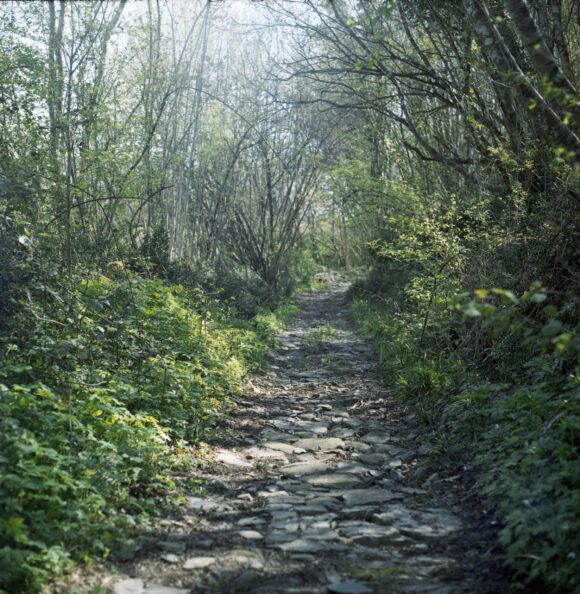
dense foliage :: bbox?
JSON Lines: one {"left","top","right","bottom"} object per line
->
{"left": 1, "top": 0, "right": 579, "bottom": 591}
{"left": 0, "top": 241, "right": 298, "bottom": 591}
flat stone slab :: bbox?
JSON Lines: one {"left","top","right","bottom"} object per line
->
{"left": 307, "top": 495, "right": 342, "bottom": 510}
{"left": 328, "top": 581, "right": 374, "bottom": 594}
{"left": 113, "top": 579, "right": 144, "bottom": 594}
{"left": 237, "top": 516, "right": 266, "bottom": 527}
{"left": 293, "top": 505, "right": 331, "bottom": 515}
{"left": 305, "top": 474, "right": 363, "bottom": 489}
{"left": 260, "top": 429, "right": 294, "bottom": 441}
{"left": 216, "top": 450, "right": 253, "bottom": 468}
{"left": 339, "top": 521, "right": 400, "bottom": 545}
{"left": 346, "top": 441, "right": 373, "bottom": 453}
{"left": 341, "top": 488, "right": 404, "bottom": 506}
{"left": 292, "top": 437, "right": 345, "bottom": 451}
{"left": 374, "top": 506, "right": 462, "bottom": 540}
{"left": 269, "top": 519, "right": 300, "bottom": 533}
{"left": 145, "top": 586, "right": 189, "bottom": 594}
{"left": 280, "top": 461, "right": 330, "bottom": 476}
{"left": 347, "top": 507, "right": 388, "bottom": 522}
{"left": 264, "top": 532, "right": 300, "bottom": 545}
{"left": 276, "top": 538, "right": 326, "bottom": 553}
{"left": 156, "top": 541, "right": 186, "bottom": 553}
{"left": 270, "top": 511, "right": 298, "bottom": 521}
{"left": 334, "top": 461, "right": 373, "bottom": 476}
{"left": 263, "top": 494, "right": 305, "bottom": 506}
{"left": 360, "top": 432, "right": 391, "bottom": 444}
{"left": 261, "top": 441, "right": 296, "bottom": 454}
{"left": 243, "top": 446, "right": 288, "bottom": 460}
{"left": 238, "top": 529, "right": 264, "bottom": 540}
{"left": 183, "top": 556, "right": 216, "bottom": 569}
{"left": 358, "top": 453, "right": 391, "bottom": 467}
{"left": 329, "top": 427, "right": 356, "bottom": 438}
{"left": 285, "top": 419, "right": 329, "bottom": 433}
{"left": 300, "top": 526, "right": 340, "bottom": 540}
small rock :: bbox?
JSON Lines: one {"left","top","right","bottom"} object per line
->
{"left": 161, "top": 553, "right": 180, "bottom": 564}
{"left": 238, "top": 530, "right": 264, "bottom": 540}
{"left": 277, "top": 538, "right": 326, "bottom": 553}
{"left": 186, "top": 496, "right": 226, "bottom": 513}
{"left": 183, "top": 556, "right": 216, "bottom": 569}
{"left": 250, "top": 559, "right": 264, "bottom": 570}
{"left": 238, "top": 516, "right": 266, "bottom": 527}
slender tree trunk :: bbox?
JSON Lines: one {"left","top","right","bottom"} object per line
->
{"left": 503, "top": 0, "right": 576, "bottom": 94}
{"left": 178, "top": 2, "right": 211, "bottom": 261}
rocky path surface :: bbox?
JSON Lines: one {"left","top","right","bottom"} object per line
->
{"left": 102, "top": 281, "right": 509, "bottom": 594}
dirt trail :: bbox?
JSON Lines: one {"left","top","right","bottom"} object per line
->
{"left": 89, "top": 281, "right": 510, "bottom": 594}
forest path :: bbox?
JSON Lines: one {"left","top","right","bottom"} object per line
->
{"left": 106, "top": 281, "right": 508, "bottom": 594}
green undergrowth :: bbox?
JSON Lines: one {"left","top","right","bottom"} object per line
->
{"left": 351, "top": 281, "right": 579, "bottom": 593}
{"left": 0, "top": 272, "right": 298, "bottom": 592}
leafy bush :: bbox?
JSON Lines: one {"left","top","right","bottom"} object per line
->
{"left": 446, "top": 288, "right": 580, "bottom": 591}
{"left": 0, "top": 271, "right": 295, "bottom": 591}
{"left": 351, "top": 276, "right": 579, "bottom": 592}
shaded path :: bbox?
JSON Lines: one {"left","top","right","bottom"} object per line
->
{"left": 106, "top": 281, "right": 509, "bottom": 594}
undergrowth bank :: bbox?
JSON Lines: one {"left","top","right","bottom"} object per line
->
{"left": 351, "top": 267, "right": 579, "bottom": 593}
{"left": 0, "top": 270, "right": 298, "bottom": 592}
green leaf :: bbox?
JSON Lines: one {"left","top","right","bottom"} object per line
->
{"left": 492, "top": 288, "right": 519, "bottom": 304}
{"left": 541, "top": 320, "right": 563, "bottom": 337}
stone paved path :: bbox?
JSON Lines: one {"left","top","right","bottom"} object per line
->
{"left": 104, "top": 281, "right": 509, "bottom": 594}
